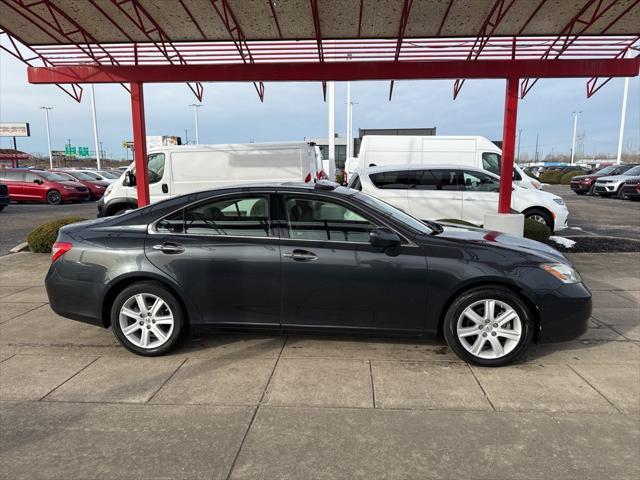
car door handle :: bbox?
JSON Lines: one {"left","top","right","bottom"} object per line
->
{"left": 283, "top": 250, "right": 317, "bottom": 261}
{"left": 152, "top": 243, "right": 185, "bottom": 254}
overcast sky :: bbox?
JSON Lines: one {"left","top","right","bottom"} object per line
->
{"left": 1, "top": 50, "right": 638, "bottom": 160}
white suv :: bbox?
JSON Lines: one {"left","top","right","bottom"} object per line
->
{"left": 594, "top": 165, "right": 640, "bottom": 199}
{"left": 348, "top": 165, "right": 568, "bottom": 232}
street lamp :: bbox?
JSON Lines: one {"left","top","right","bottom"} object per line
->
{"left": 40, "top": 106, "right": 53, "bottom": 169}
{"left": 570, "top": 111, "right": 582, "bottom": 165}
{"left": 90, "top": 84, "right": 102, "bottom": 170}
{"left": 189, "top": 104, "right": 202, "bottom": 144}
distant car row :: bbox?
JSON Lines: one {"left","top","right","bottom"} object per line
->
{"left": 0, "top": 167, "right": 124, "bottom": 207}
{"left": 569, "top": 164, "right": 640, "bottom": 200}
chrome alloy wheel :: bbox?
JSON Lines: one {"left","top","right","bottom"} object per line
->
{"left": 456, "top": 299, "right": 522, "bottom": 360}
{"left": 118, "top": 293, "right": 174, "bottom": 349}
{"left": 528, "top": 214, "right": 547, "bottom": 225}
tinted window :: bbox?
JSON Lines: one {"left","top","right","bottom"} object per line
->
{"left": 596, "top": 166, "right": 616, "bottom": 175}
{"left": 624, "top": 166, "right": 640, "bottom": 176}
{"left": 158, "top": 196, "right": 271, "bottom": 237}
{"left": 614, "top": 164, "right": 637, "bottom": 175}
{"left": 127, "top": 154, "right": 166, "bottom": 185}
{"left": 462, "top": 170, "right": 500, "bottom": 192}
{"left": 285, "top": 196, "right": 376, "bottom": 242}
{"left": 4, "top": 171, "right": 25, "bottom": 181}
{"left": 413, "top": 169, "right": 462, "bottom": 190}
{"left": 81, "top": 171, "right": 103, "bottom": 180}
{"left": 39, "top": 171, "right": 69, "bottom": 182}
{"left": 482, "top": 152, "right": 501, "bottom": 175}
{"left": 25, "top": 172, "right": 41, "bottom": 183}
{"left": 369, "top": 171, "right": 412, "bottom": 189}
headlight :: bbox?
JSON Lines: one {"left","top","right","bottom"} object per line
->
{"left": 541, "top": 263, "right": 581, "bottom": 283}
{"left": 104, "top": 185, "right": 113, "bottom": 196}
{"left": 95, "top": 185, "right": 105, "bottom": 190}
{"left": 553, "top": 198, "right": 565, "bottom": 206}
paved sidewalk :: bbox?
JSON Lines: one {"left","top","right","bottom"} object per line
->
{"left": 1, "top": 252, "right": 638, "bottom": 479}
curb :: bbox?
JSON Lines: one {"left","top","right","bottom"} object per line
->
{"left": 9, "top": 242, "right": 29, "bottom": 254}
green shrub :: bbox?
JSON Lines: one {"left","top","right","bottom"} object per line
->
{"left": 538, "top": 171, "right": 563, "bottom": 184}
{"left": 436, "top": 218, "right": 480, "bottom": 227}
{"left": 27, "top": 217, "right": 87, "bottom": 253}
{"left": 560, "top": 170, "right": 582, "bottom": 184}
{"left": 523, "top": 218, "right": 551, "bottom": 242}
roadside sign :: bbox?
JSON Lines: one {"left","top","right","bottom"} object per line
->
{"left": 65, "top": 145, "right": 76, "bottom": 156}
{"left": 0, "top": 122, "right": 30, "bottom": 137}
{"left": 78, "top": 146, "right": 89, "bottom": 157}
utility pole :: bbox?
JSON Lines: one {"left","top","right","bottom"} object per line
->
{"left": 516, "top": 128, "right": 522, "bottom": 163}
{"left": 616, "top": 62, "right": 630, "bottom": 165}
{"left": 570, "top": 111, "right": 581, "bottom": 165}
{"left": 328, "top": 81, "right": 335, "bottom": 173}
{"left": 99, "top": 141, "right": 104, "bottom": 161}
{"left": 90, "top": 84, "right": 101, "bottom": 170}
{"left": 534, "top": 133, "right": 539, "bottom": 163}
{"left": 40, "top": 106, "right": 53, "bottom": 169}
{"left": 346, "top": 80, "right": 352, "bottom": 159}
{"left": 189, "top": 104, "right": 202, "bottom": 144}
{"left": 184, "top": 129, "right": 189, "bottom": 145}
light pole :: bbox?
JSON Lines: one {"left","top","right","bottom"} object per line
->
{"left": 570, "top": 111, "right": 581, "bottom": 165}
{"left": 189, "top": 104, "right": 202, "bottom": 144}
{"left": 616, "top": 61, "right": 630, "bottom": 165}
{"left": 90, "top": 84, "right": 101, "bottom": 170}
{"left": 516, "top": 128, "right": 522, "bottom": 163}
{"left": 40, "top": 106, "right": 53, "bottom": 169}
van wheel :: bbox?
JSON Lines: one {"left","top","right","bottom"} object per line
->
{"left": 111, "top": 281, "right": 184, "bottom": 356}
{"left": 524, "top": 208, "right": 552, "bottom": 230}
{"left": 46, "top": 190, "right": 62, "bottom": 205}
{"left": 443, "top": 287, "right": 534, "bottom": 367}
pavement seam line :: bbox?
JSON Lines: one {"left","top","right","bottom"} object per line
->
{"left": 0, "top": 353, "right": 16, "bottom": 364}
{"left": 146, "top": 357, "right": 188, "bottom": 403}
{"left": 0, "top": 286, "right": 33, "bottom": 300}
{"left": 467, "top": 364, "right": 496, "bottom": 412}
{"left": 38, "top": 355, "right": 101, "bottom": 401}
{"left": 223, "top": 336, "right": 287, "bottom": 480}
{"left": 0, "top": 302, "right": 48, "bottom": 325}
{"left": 368, "top": 360, "right": 377, "bottom": 408}
{"left": 566, "top": 363, "right": 624, "bottom": 414}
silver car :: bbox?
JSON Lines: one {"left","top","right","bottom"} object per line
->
{"left": 594, "top": 165, "right": 640, "bottom": 199}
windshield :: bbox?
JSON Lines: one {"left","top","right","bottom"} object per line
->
{"left": 39, "top": 172, "right": 70, "bottom": 182}
{"left": 79, "top": 171, "right": 103, "bottom": 180}
{"left": 98, "top": 171, "right": 119, "bottom": 179}
{"left": 354, "top": 192, "right": 435, "bottom": 235}
{"left": 624, "top": 166, "right": 640, "bottom": 176}
{"left": 67, "top": 171, "right": 94, "bottom": 181}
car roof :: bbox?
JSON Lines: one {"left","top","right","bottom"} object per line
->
{"left": 358, "top": 164, "right": 495, "bottom": 175}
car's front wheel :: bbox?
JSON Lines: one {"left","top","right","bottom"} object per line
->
{"left": 111, "top": 281, "right": 184, "bottom": 356}
{"left": 443, "top": 287, "right": 534, "bottom": 366}
{"left": 523, "top": 208, "right": 553, "bottom": 230}
{"left": 46, "top": 189, "right": 62, "bottom": 205}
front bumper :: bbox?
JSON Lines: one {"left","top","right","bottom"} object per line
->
{"left": 61, "top": 190, "right": 91, "bottom": 202}
{"left": 594, "top": 183, "right": 619, "bottom": 194}
{"left": 536, "top": 283, "right": 592, "bottom": 343}
{"left": 570, "top": 182, "right": 592, "bottom": 192}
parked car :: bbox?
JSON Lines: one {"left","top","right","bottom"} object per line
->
{"left": 45, "top": 182, "right": 591, "bottom": 366}
{"left": 62, "top": 169, "right": 117, "bottom": 185}
{"left": 570, "top": 164, "right": 638, "bottom": 195}
{"left": 621, "top": 177, "right": 640, "bottom": 201}
{"left": 0, "top": 181, "right": 10, "bottom": 212}
{"left": 594, "top": 165, "right": 640, "bottom": 198}
{"left": 348, "top": 165, "right": 568, "bottom": 231}
{"left": 98, "top": 142, "right": 325, "bottom": 217}
{"left": 346, "top": 135, "right": 543, "bottom": 190}
{"left": 51, "top": 170, "right": 110, "bottom": 200}
{"left": 0, "top": 168, "right": 90, "bottom": 204}
{"left": 96, "top": 170, "right": 122, "bottom": 180}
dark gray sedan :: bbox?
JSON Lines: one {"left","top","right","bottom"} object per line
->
{"left": 45, "top": 182, "right": 591, "bottom": 366}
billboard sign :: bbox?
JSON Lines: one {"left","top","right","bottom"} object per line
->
{"left": 146, "top": 135, "right": 182, "bottom": 149}
{"left": 0, "top": 123, "right": 30, "bottom": 137}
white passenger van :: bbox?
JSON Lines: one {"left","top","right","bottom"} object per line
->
{"left": 345, "top": 135, "right": 542, "bottom": 190}
{"left": 98, "top": 142, "right": 323, "bottom": 217}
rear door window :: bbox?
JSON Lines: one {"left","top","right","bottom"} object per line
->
{"left": 369, "top": 170, "right": 412, "bottom": 189}
{"left": 462, "top": 170, "right": 500, "bottom": 192}
{"left": 3, "top": 171, "right": 25, "bottom": 182}
{"left": 413, "top": 169, "right": 462, "bottom": 190}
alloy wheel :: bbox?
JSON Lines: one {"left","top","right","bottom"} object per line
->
{"left": 528, "top": 214, "right": 547, "bottom": 226}
{"left": 456, "top": 299, "right": 522, "bottom": 359}
{"left": 118, "top": 293, "right": 174, "bottom": 349}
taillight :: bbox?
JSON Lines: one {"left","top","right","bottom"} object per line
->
{"left": 51, "top": 242, "right": 72, "bottom": 262}
{"left": 304, "top": 173, "right": 312, "bottom": 183}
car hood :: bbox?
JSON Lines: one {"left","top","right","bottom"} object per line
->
{"left": 597, "top": 175, "right": 629, "bottom": 182}
{"left": 429, "top": 224, "right": 569, "bottom": 264}
{"left": 571, "top": 174, "right": 597, "bottom": 181}
{"left": 89, "top": 180, "right": 109, "bottom": 187}
{"left": 59, "top": 180, "right": 84, "bottom": 188}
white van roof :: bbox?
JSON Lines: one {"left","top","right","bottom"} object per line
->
{"left": 148, "top": 141, "right": 314, "bottom": 153}
{"left": 360, "top": 163, "right": 499, "bottom": 177}
{"left": 359, "top": 135, "right": 500, "bottom": 152}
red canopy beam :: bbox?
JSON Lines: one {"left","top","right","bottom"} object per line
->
{"left": 388, "top": 0, "right": 414, "bottom": 100}
{"left": 27, "top": 58, "right": 640, "bottom": 84}
{"left": 309, "top": 0, "right": 327, "bottom": 100}
{"left": 499, "top": 78, "right": 519, "bottom": 213}
{"left": 520, "top": 0, "right": 624, "bottom": 98}
{"left": 130, "top": 82, "right": 150, "bottom": 208}
{"left": 453, "top": 0, "right": 516, "bottom": 99}
{"left": 210, "top": 0, "right": 265, "bottom": 101}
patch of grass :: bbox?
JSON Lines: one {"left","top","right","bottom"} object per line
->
{"left": 27, "top": 217, "right": 87, "bottom": 253}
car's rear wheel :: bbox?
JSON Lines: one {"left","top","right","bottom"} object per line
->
{"left": 443, "top": 287, "right": 534, "bottom": 367}
{"left": 46, "top": 189, "right": 62, "bottom": 205}
{"left": 616, "top": 187, "right": 627, "bottom": 200}
{"left": 111, "top": 281, "right": 184, "bottom": 356}
{"left": 523, "top": 208, "right": 553, "bottom": 230}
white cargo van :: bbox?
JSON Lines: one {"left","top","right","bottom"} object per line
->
{"left": 98, "top": 142, "right": 323, "bottom": 217}
{"left": 345, "top": 136, "right": 542, "bottom": 190}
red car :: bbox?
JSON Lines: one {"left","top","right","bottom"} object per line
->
{"left": 51, "top": 169, "right": 109, "bottom": 200}
{"left": 0, "top": 168, "right": 90, "bottom": 205}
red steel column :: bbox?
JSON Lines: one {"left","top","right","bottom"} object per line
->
{"left": 498, "top": 77, "right": 519, "bottom": 214}
{"left": 130, "top": 81, "right": 150, "bottom": 207}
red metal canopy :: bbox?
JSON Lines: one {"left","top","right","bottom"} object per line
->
{"left": 1, "top": 0, "right": 639, "bottom": 217}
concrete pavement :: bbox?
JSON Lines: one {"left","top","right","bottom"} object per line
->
{"left": 1, "top": 252, "right": 639, "bottom": 479}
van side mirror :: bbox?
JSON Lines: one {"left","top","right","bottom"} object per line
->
{"left": 369, "top": 227, "right": 401, "bottom": 248}
{"left": 125, "top": 171, "right": 136, "bottom": 186}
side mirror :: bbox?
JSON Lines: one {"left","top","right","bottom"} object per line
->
{"left": 33, "top": 179, "right": 43, "bottom": 185}
{"left": 125, "top": 171, "right": 136, "bottom": 186}
{"left": 369, "top": 227, "right": 401, "bottom": 248}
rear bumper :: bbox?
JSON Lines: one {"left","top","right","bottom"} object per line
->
{"left": 536, "top": 283, "right": 592, "bottom": 343}
{"left": 594, "top": 184, "right": 618, "bottom": 194}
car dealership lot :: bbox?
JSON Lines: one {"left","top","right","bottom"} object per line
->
{"left": 1, "top": 251, "right": 638, "bottom": 479}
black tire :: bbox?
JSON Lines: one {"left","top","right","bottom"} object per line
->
{"left": 616, "top": 187, "right": 627, "bottom": 200}
{"left": 575, "top": 191, "right": 586, "bottom": 195}
{"left": 46, "top": 189, "right": 62, "bottom": 205}
{"left": 523, "top": 208, "right": 553, "bottom": 230}
{"left": 0, "top": 205, "right": 4, "bottom": 212}
{"left": 443, "top": 286, "right": 534, "bottom": 367}
{"left": 588, "top": 184, "right": 597, "bottom": 195}
{"left": 111, "top": 281, "right": 184, "bottom": 356}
